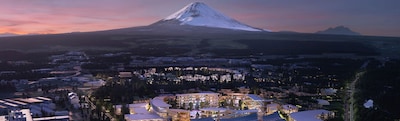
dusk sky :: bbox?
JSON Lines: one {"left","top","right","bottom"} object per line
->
{"left": 1, "top": 0, "right": 399, "bottom": 37}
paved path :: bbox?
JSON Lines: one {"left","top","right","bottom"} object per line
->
{"left": 344, "top": 61, "right": 368, "bottom": 121}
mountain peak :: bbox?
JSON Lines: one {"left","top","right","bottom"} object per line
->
{"left": 164, "top": 2, "right": 209, "bottom": 20}
{"left": 316, "top": 26, "right": 361, "bottom": 36}
{"left": 160, "top": 2, "right": 263, "bottom": 31}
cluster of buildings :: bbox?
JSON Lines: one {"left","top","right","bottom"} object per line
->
{"left": 113, "top": 88, "right": 335, "bottom": 121}
{"left": 118, "top": 67, "right": 247, "bottom": 85}
{"left": 0, "top": 97, "right": 69, "bottom": 121}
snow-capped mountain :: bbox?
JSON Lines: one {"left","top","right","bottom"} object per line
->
{"left": 154, "top": 2, "right": 263, "bottom": 31}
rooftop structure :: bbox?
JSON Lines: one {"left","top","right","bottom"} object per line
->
{"left": 32, "top": 115, "right": 69, "bottom": 121}
{"left": 176, "top": 92, "right": 220, "bottom": 110}
{"left": 150, "top": 97, "right": 171, "bottom": 118}
{"left": 124, "top": 113, "right": 163, "bottom": 121}
{"left": 16, "top": 98, "right": 44, "bottom": 104}
{"left": 281, "top": 104, "right": 299, "bottom": 114}
{"left": 288, "top": 109, "right": 334, "bottom": 121}
{"left": 168, "top": 109, "right": 190, "bottom": 121}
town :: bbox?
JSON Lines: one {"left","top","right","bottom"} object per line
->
{"left": 1, "top": 51, "right": 394, "bottom": 121}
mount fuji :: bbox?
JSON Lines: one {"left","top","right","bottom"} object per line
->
{"left": 151, "top": 2, "right": 264, "bottom": 32}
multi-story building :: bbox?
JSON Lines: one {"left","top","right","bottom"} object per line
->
{"left": 176, "top": 92, "right": 220, "bottom": 110}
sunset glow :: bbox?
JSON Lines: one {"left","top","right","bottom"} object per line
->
{"left": 1, "top": 0, "right": 399, "bottom": 36}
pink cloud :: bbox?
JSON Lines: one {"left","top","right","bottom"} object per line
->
{"left": 0, "top": 0, "right": 158, "bottom": 34}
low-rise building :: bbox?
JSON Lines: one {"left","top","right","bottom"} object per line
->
{"left": 150, "top": 96, "right": 171, "bottom": 118}
{"left": 266, "top": 103, "right": 279, "bottom": 115}
{"left": 176, "top": 92, "right": 219, "bottom": 110}
{"left": 288, "top": 109, "right": 334, "bottom": 121}
{"left": 124, "top": 113, "right": 164, "bottom": 121}
{"left": 280, "top": 104, "right": 298, "bottom": 114}
{"left": 168, "top": 109, "right": 190, "bottom": 121}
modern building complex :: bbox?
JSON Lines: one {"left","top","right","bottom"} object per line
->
{"left": 0, "top": 97, "right": 70, "bottom": 121}
{"left": 176, "top": 92, "right": 220, "bottom": 110}
{"left": 112, "top": 90, "right": 335, "bottom": 121}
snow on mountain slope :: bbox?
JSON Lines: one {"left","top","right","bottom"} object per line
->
{"left": 162, "top": 2, "right": 263, "bottom": 31}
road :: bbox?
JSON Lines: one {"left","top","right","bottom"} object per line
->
{"left": 344, "top": 61, "right": 368, "bottom": 121}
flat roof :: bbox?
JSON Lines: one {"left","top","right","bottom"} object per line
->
{"left": 200, "top": 107, "right": 227, "bottom": 112}
{"left": 16, "top": 98, "right": 44, "bottom": 103}
{"left": 150, "top": 98, "right": 171, "bottom": 108}
{"left": 289, "top": 109, "right": 331, "bottom": 121}
{"left": 247, "top": 94, "right": 264, "bottom": 101}
{"left": 282, "top": 104, "right": 297, "bottom": 110}
{"left": 125, "top": 114, "right": 163, "bottom": 120}
{"left": 176, "top": 92, "right": 219, "bottom": 96}
{"left": 33, "top": 115, "right": 69, "bottom": 121}
{"left": 36, "top": 97, "right": 52, "bottom": 101}
{"left": 169, "top": 109, "right": 190, "bottom": 113}
{"left": 0, "top": 100, "right": 18, "bottom": 107}
{"left": 4, "top": 99, "right": 28, "bottom": 105}
{"left": 21, "top": 109, "right": 33, "bottom": 121}
{"left": 128, "top": 103, "right": 147, "bottom": 108}
{"left": 234, "top": 109, "right": 258, "bottom": 114}
{"left": 0, "top": 116, "right": 6, "bottom": 121}
{"left": 133, "top": 107, "right": 149, "bottom": 114}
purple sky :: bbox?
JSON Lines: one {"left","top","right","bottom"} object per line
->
{"left": 1, "top": 0, "right": 399, "bottom": 36}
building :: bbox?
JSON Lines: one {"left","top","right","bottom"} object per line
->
{"left": 150, "top": 96, "right": 171, "bottom": 118}
{"left": 176, "top": 93, "right": 219, "bottom": 110}
{"left": 280, "top": 104, "right": 298, "bottom": 114}
{"left": 0, "top": 109, "right": 69, "bottom": 121}
{"left": 0, "top": 97, "right": 61, "bottom": 118}
{"left": 124, "top": 113, "right": 164, "bottom": 121}
{"left": 245, "top": 94, "right": 265, "bottom": 110}
{"left": 199, "top": 107, "right": 229, "bottom": 118}
{"left": 288, "top": 109, "right": 334, "bottom": 121}
{"left": 168, "top": 109, "right": 190, "bottom": 121}
{"left": 128, "top": 103, "right": 150, "bottom": 114}
{"left": 266, "top": 103, "right": 279, "bottom": 115}
{"left": 224, "top": 93, "right": 246, "bottom": 108}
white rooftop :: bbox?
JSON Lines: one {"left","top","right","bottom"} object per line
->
{"left": 17, "top": 98, "right": 44, "bottom": 103}
{"left": 0, "top": 100, "right": 18, "bottom": 107}
{"left": 200, "top": 107, "right": 227, "bottom": 112}
{"left": 4, "top": 99, "right": 28, "bottom": 105}
{"left": 125, "top": 114, "right": 163, "bottom": 120}
{"left": 176, "top": 92, "right": 219, "bottom": 96}
{"left": 36, "top": 97, "right": 52, "bottom": 101}
{"left": 234, "top": 109, "right": 258, "bottom": 114}
{"left": 247, "top": 94, "right": 264, "bottom": 101}
{"left": 289, "top": 109, "right": 331, "bottom": 121}
{"left": 33, "top": 115, "right": 69, "bottom": 121}
{"left": 129, "top": 103, "right": 148, "bottom": 108}
{"left": 150, "top": 98, "right": 171, "bottom": 108}
{"left": 282, "top": 104, "right": 297, "bottom": 110}
{"left": 21, "top": 109, "right": 33, "bottom": 121}
{"left": 133, "top": 107, "right": 149, "bottom": 114}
